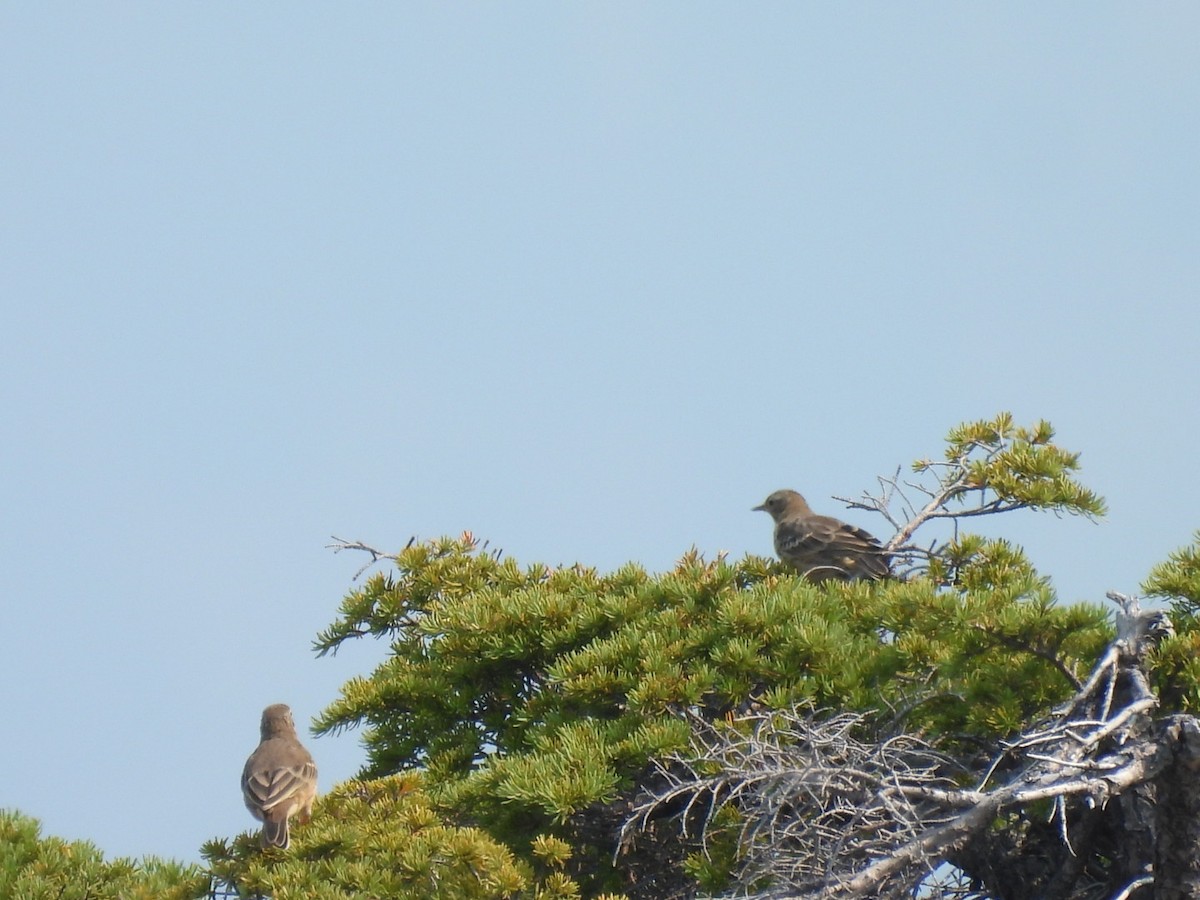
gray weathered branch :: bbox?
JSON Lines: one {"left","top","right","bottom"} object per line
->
{"left": 623, "top": 603, "right": 1183, "bottom": 899}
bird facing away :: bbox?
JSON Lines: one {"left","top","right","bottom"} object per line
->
{"left": 241, "top": 704, "right": 318, "bottom": 849}
{"left": 753, "top": 489, "right": 891, "bottom": 582}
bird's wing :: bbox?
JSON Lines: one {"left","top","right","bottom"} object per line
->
{"left": 242, "top": 744, "right": 318, "bottom": 814}
{"left": 827, "top": 521, "right": 891, "bottom": 578}
{"left": 778, "top": 515, "right": 891, "bottom": 579}
{"left": 774, "top": 516, "right": 823, "bottom": 556}
{"left": 243, "top": 761, "right": 318, "bottom": 813}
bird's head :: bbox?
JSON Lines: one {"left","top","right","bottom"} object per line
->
{"left": 753, "top": 489, "right": 812, "bottom": 522}
{"left": 260, "top": 703, "right": 297, "bottom": 739}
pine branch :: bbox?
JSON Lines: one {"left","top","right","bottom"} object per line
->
{"left": 969, "top": 624, "right": 1083, "bottom": 692}
{"left": 621, "top": 602, "right": 1176, "bottom": 899}
{"left": 836, "top": 414, "right": 1105, "bottom": 569}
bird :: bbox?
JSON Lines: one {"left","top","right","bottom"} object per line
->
{"left": 753, "top": 489, "right": 891, "bottom": 582}
{"left": 241, "top": 703, "right": 318, "bottom": 849}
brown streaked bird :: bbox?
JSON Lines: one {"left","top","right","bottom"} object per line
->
{"left": 241, "top": 704, "right": 318, "bottom": 849}
{"left": 753, "top": 489, "right": 891, "bottom": 582}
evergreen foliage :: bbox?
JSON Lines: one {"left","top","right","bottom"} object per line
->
{"left": 1145, "top": 530, "right": 1200, "bottom": 612}
{"left": 0, "top": 809, "right": 206, "bottom": 900}
{"left": 288, "top": 413, "right": 1123, "bottom": 896}
{"left": 203, "top": 775, "right": 583, "bottom": 899}
{"left": 18, "top": 412, "right": 1200, "bottom": 898}
{"left": 1144, "top": 531, "right": 1200, "bottom": 712}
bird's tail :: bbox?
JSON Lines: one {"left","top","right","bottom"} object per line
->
{"left": 261, "top": 818, "right": 290, "bottom": 849}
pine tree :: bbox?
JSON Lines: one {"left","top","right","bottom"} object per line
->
{"left": 205, "top": 413, "right": 1200, "bottom": 899}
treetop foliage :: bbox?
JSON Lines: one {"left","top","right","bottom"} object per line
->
{"left": 203, "top": 775, "right": 574, "bottom": 900}
{"left": 265, "top": 412, "right": 1140, "bottom": 897}
{"left": 1145, "top": 530, "right": 1200, "bottom": 612}
{"left": 934, "top": 413, "right": 1106, "bottom": 520}
{"left": 16, "top": 412, "right": 1200, "bottom": 899}
{"left": 1143, "top": 531, "right": 1200, "bottom": 715}
{"left": 0, "top": 809, "right": 206, "bottom": 900}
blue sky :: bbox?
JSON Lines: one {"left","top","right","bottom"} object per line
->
{"left": 2, "top": 4, "right": 1197, "bottom": 865}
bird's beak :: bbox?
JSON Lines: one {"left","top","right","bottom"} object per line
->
{"left": 751, "top": 503, "right": 765, "bottom": 512}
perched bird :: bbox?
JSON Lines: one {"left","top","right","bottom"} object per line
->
{"left": 241, "top": 704, "right": 318, "bottom": 849}
{"left": 753, "top": 489, "right": 891, "bottom": 582}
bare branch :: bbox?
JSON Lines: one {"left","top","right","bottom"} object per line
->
{"left": 1110, "top": 875, "right": 1153, "bottom": 900}
{"left": 327, "top": 535, "right": 414, "bottom": 580}
{"left": 622, "top": 607, "right": 1177, "bottom": 899}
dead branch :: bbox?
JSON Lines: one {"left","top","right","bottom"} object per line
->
{"left": 622, "top": 604, "right": 1179, "bottom": 899}
{"left": 326, "top": 535, "right": 413, "bottom": 580}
